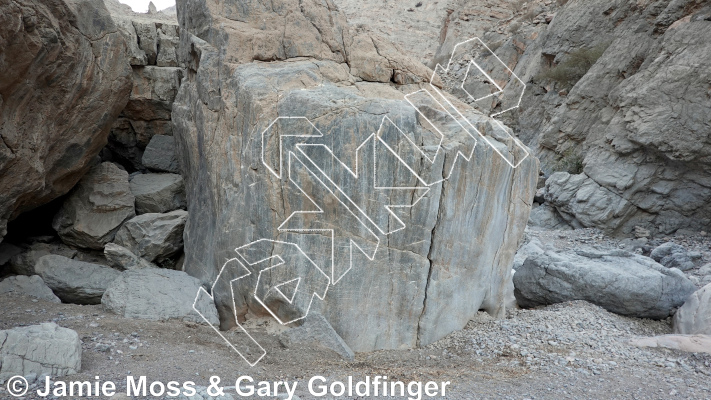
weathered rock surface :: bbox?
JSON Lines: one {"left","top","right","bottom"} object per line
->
{"left": 9, "top": 242, "right": 77, "bottom": 276}
{"left": 0, "top": 323, "right": 81, "bottom": 380}
{"left": 52, "top": 162, "right": 136, "bottom": 250}
{"left": 104, "top": 243, "right": 156, "bottom": 270}
{"left": 279, "top": 314, "right": 355, "bottom": 361}
{"left": 513, "top": 248, "right": 697, "bottom": 319}
{"left": 0, "top": 275, "right": 60, "bottom": 303}
{"left": 466, "top": 0, "right": 711, "bottom": 235}
{"left": 528, "top": 204, "right": 573, "bottom": 231}
{"left": 130, "top": 173, "right": 186, "bottom": 214}
{"left": 173, "top": 0, "right": 537, "bottom": 352}
{"left": 651, "top": 242, "right": 696, "bottom": 272}
{"left": 34, "top": 255, "right": 121, "bottom": 304}
{"left": 674, "top": 283, "right": 711, "bottom": 335}
{"left": 113, "top": 210, "right": 187, "bottom": 263}
{"left": 142, "top": 135, "right": 180, "bottom": 173}
{"left": 0, "top": 0, "right": 132, "bottom": 242}
{"left": 102, "top": 268, "right": 219, "bottom": 325}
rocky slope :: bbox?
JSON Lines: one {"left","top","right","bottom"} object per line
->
{"left": 0, "top": 0, "right": 133, "bottom": 242}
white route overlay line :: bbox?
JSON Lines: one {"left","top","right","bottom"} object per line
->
{"left": 195, "top": 37, "right": 529, "bottom": 366}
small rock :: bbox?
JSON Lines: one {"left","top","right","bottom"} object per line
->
{"left": 651, "top": 242, "right": 695, "bottom": 271}
{"left": 0, "top": 275, "right": 61, "bottom": 303}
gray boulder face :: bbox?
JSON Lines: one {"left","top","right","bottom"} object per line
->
{"left": 130, "top": 173, "right": 186, "bottom": 214}
{"left": 650, "top": 242, "right": 695, "bottom": 271}
{"left": 0, "top": 0, "right": 132, "bottom": 243}
{"left": 102, "top": 268, "right": 219, "bottom": 325}
{"left": 113, "top": 210, "right": 187, "bottom": 263}
{"left": 513, "top": 248, "right": 697, "bottom": 319}
{"left": 0, "top": 275, "right": 61, "bottom": 303}
{"left": 279, "top": 314, "right": 355, "bottom": 361}
{"left": 478, "top": 0, "right": 711, "bottom": 236}
{"left": 9, "top": 242, "right": 77, "bottom": 276}
{"left": 173, "top": 0, "right": 537, "bottom": 352}
{"left": 142, "top": 135, "right": 180, "bottom": 173}
{"left": 103, "top": 243, "right": 156, "bottom": 270}
{"left": 674, "top": 283, "right": 711, "bottom": 335}
{"left": 52, "top": 162, "right": 136, "bottom": 250}
{"left": 528, "top": 204, "right": 573, "bottom": 231}
{"left": 0, "top": 323, "right": 81, "bottom": 381}
{"left": 34, "top": 255, "right": 121, "bottom": 305}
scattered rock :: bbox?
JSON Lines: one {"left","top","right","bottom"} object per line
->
{"left": 113, "top": 210, "right": 187, "bottom": 264}
{"left": 650, "top": 242, "right": 695, "bottom": 271}
{"left": 0, "top": 323, "right": 81, "bottom": 380}
{"left": 514, "top": 248, "right": 697, "bottom": 319}
{"left": 279, "top": 314, "right": 355, "bottom": 361}
{"left": 142, "top": 135, "right": 180, "bottom": 173}
{"left": 102, "top": 268, "right": 219, "bottom": 325}
{"left": 130, "top": 173, "right": 186, "bottom": 214}
{"left": 52, "top": 162, "right": 136, "bottom": 250}
{"left": 0, "top": 275, "right": 61, "bottom": 303}
{"left": 104, "top": 243, "right": 156, "bottom": 270}
{"left": 34, "top": 255, "right": 121, "bottom": 304}
{"left": 674, "top": 283, "right": 711, "bottom": 335}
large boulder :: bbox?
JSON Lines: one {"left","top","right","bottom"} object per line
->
{"left": 0, "top": 323, "right": 81, "bottom": 381}
{"left": 34, "top": 255, "right": 121, "bottom": 304}
{"left": 674, "top": 283, "right": 711, "bottom": 335}
{"left": 103, "top": 243, "right": 156, "bottom": 270}
{"left": 130, "top": 173, "right": 186, "bottom": 214}
{"left": 173, "top": 0, "right": 537, "bottom": 352}
{"left": 513, "top": 248, "right": 697, "bottom": 319}
{"left": 9, "top": 242, "right": 77, "bottom": 276}
{"left": 52, "top": 162, "right": 136, "bottom": 249}
{"left": 0, "top": 275, "right": 61, "bottom": 303}
{"left": 113, "top": 210, "right": 187, "bottom": 263}
{"left": 142, "top": 135, "right": 180, "bottom": 173}
{"left": 0, "top": 0, "right": 132, "bottom": 242}
{"left": 650, "top": 242, "right": 696, "bottom": 271}
{"left": 102, "top": 268, "right": 219, "bottom": 325}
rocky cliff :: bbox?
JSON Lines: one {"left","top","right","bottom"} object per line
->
{"left": 0, "top": 0, "right": 133, "bottom": 242}
{"left": 172, "top": 0, "right": 537, "bottom": 352}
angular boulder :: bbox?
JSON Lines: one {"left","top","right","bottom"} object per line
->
{"left": 0, "top": 0, "right": 132, "bottom": 242}
{"left": 513, "top": 248, "right": 697, "bottom": 319}
{"left": 0, "top": 275, "right": 61, "bottom": 303}
{"left": 674, "top": 283, "right": 711, "bottom": 335}
{"left": 0, "top": 323, "right": 81, "bottom": 381}
{"left": 104, "top": 243, "right": 156, "bottom": 270}
{"left": 142, "top": 135, "right": 180, "bottom": 173}
{"left": 129, "top": 173, "right": 186, "bottom": 214}
{"left": 102, "top": 268, "right": 219, "bottom": 325}
{"left": 173, "top": 0, "right": 537, "bottom": 352}
{"left": 52, "top": 162, "right": 136, "bottom": 249}
{"left": 34, "top": 255, "right": 121, "bottom": 304}
{"left": 113, "top": 210, "right": 187, "bottom": 263}
{"left": 9, "top": 242, "right": 77, "bottom": 276}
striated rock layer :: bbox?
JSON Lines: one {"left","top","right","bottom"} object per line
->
{"left": 173, "top": 0, "right": 537, "bottom": 352}
{"left": 0, "top": 0, "right": 133, "bottom": 241}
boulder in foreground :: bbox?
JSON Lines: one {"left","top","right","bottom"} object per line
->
{"left": 34, "top": 255, "right": 121, "bottom": 304}
{"left": 102, "top": 268, "right": 219, "bottom": 325}
{"left": 0, "top": 323, "right": 81, "bottom": 381}
{"left": 514, "top": 248, "right": 696, "bottom": 319}
{"left": 674, "top": 283, "right": 711, "bottom": 335}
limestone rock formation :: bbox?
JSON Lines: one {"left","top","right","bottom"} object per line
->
{"left": 674, "top": 283, "right": 711, "bottom": 335}
{"left": 0, "top": 0, "right": 132, "bottom": 242}
{"left": 458, "top": 0, "right": 711, "bottom": 235}
{"left": 34, "top": 255, "right": 121, "bottom": 304}
{"left": 0, "top": 323, "right": 81, "bottom": 381}
{"left": 104, "top": 243, "right": 157, "bottom": 270}
{"left": 130, "top": 173, "right": 186, "bottom": 214}
{"left": 173, "top": 0, "right": 537, "bottom": 352}
{"left": 102, "top": 268, "right": 219, "bottom": 325}
{"left": 52, "top": 162, "right": 136, "bottom": 249}
{"left": 0, "top": 275, "right": 61, "bottom": 303}
{"left": 113, "top": 210, "right": 187, "bottom": 264}
{"left": 513, "top": 248, "right": 697, "bottom": 319}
